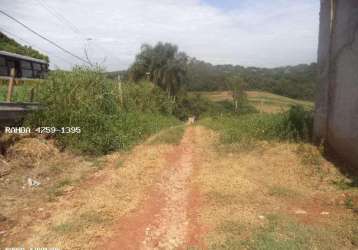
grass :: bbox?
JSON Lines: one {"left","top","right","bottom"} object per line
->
{"left": 26, "top": 68, "right": 182, "bottom": 155}
{"left": 10, "top": 133, "right": 175, "bottom": 249}
{"left": 200, "top": 105, "right": 313, "bottom": 145}
{"left": 47, "top": 177, "right": 73, "bottom": 201}
{"left": 196, "top": 91, "right": 314, "bottom": 114}
{"left": 268, "top": 186, "right": 299, "bottom": 198}
{"left": 296, "top": 144, "right": 322, "bottom": 166}
{"left": 200, "top": 114, "right": 288, "bottom": 144}
{"left": 0, "top": 82, "right": 37, "bottom": 102}
{"left": 209, "top": 215, "right": 315, "bottom": 250}
{"left": 244, "top": 214, "right": 313, "bottom": 250}
{"left": 332, "top": 177, "right": 358, "bottom": 190}
{"left": 193, "top": 126, "right": 357, "bottom": 250}
{"left": 209, "top": 208, "right": 357, "bottom": 250}
{"left": 148, "top": 125, "right": 185, "bottom": 145}
{"left": 53, "top": 210, "right": 111, "bottom": 234}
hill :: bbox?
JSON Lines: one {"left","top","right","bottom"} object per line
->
{"left": 0, "top": 32, "right": 48, "bottom": 61}
{"left": 186, "top": 59, "right": 317, "bottom": 101}
{"left": 199, "top": 90, "right": 314, "bottom": 113}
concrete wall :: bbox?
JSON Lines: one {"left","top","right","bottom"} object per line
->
{"left": 314, "top": 0, "right": 358, "bottom": 169}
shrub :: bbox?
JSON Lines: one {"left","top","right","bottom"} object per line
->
{"left": 284, "top": 105, "right": 313, "bottom": 141}
{"left": 173, "top": 93, "right": 212, "bottom": 120}
{"left": 122, "top": 81, "right": 174, "bottom": 114}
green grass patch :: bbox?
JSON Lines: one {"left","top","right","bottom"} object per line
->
{"left": 245, "top": 214, "right": 312, "bottom": 250}
{"left": 0, "top": 83, "right": 35, "bottom": 102}
{"left": 149, "top": 125, "right": 185, "bottom": 145}
{"left": 210, "top": 214, "right": 354, "bottom": 250}
{"left": 52, "top": 210, "right": 111, "bottom": 234}
{"left": 268, "top": 186, "right": 299, "bottom": 198}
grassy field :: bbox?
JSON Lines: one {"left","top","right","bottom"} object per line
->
{"left": 196, "top": 91, "right": 314, "bottom": 113}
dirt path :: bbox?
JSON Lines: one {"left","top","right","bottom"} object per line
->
{"left": 4, "top": 125, "right": 355, "bottom": 249}
{"left": 101, "top": 126, "right": 204, "bottom": 250}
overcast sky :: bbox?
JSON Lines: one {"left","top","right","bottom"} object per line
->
{"left": 0, "top": 0, "right": 320, "bottom": 70}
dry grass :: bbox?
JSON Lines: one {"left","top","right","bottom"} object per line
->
{"left": 146, "top": 125, "right": 186, "bottom": 145}
{"left": 6, "top": 137, "right": 59, "bottom": 168}
{"left": 193, "top": 126, "right": 358, "bottom": 249}
{"left": 0, "top": 136, "right": 97, "bottom": 248}
{"left": 1, "top": 138, "right": 174, "bottom": 249}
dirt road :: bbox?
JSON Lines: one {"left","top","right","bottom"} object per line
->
{"left": 101, "top": 126, "right": 204, "bottom": 249}
{"left": 2, "top": 125, "right": 356, "bottom": 250}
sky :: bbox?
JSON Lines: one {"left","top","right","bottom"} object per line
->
{"left": 0, "top": 0, "right": 320, "bottom": 70}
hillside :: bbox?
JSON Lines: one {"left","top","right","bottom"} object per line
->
{"left": 0, "top": 32, "right": 48, "bottom": 61}
{"left": 186, "top": 59, "right": 317, "bottom": 101}
{"left": 200, "top": 90, "right": 314, "bottom": 113}
{"left": 117, "top": 59, "right": 317, "bottom": 101}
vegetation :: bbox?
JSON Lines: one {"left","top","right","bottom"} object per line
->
{"left": 26, "top": 67, "right": 180, "bottom": 155}
{"left": 225, "top": 75, "right": 248, "bottom": 113}
{"left": 200, "top": 105, "right": 313, "bottom": 144}
{"left": 186, "top": 59, "right": 317, "bottom": 101}
{"left": 121, "top": 57, "right": 317, "bottom": 101}
{"left": 199, "top": 90, "right": 314, "bottom": 114}
{"left": 129, "top": 42, "right": 188, "bottom": 98}
{"left": 148, "top": 125, "right": 186, "bottom": 145}
{"left": 0, "top": 32, "right": 49, "bottom": 61}
{"left": 0, "top": 84, "right": 33, "bottom": 102}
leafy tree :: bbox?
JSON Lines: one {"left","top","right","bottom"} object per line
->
{"left": 226, "top": 75, "right": 247, "bottom": 113}
{"left": 129, "top": 42, "right": 188, "bottom": 98}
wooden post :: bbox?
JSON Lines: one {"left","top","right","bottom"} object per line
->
{"left": 6, "top": 68, "right": 16, "bottom": 102}
{"left": 29, "top": 87, "right": 35, "bottom": 102}
{"left": 118, "top": 75, "right": 123, "bottom": 105}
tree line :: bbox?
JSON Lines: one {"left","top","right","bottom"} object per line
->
{"left": 121, "top": 42, "right": 317, "bottom": 101}
{"left": 0, "top": 32, "right": 49, "bottom": 61}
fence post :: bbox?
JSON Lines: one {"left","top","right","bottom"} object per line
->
{"left": 118, "top": 74, "right": 123, "bottom": 105}
{"left": 6, "top": 68, "right": 16, "bottom": 102}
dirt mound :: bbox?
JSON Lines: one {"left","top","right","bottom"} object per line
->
{"left": 6, "top": 138, "right": 59, "bottom": 168}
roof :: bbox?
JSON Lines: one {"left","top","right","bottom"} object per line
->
{"left": 0, "top": 50, "right": 48, "bottom": 64}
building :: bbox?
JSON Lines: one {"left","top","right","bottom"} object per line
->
{"left": 314, "top": 0, "right": 358, "bottom": 169}
{"left": 0, "top": 50, "right": 48, "bottom": 80}
{"left": 0, "top": 51, "right": 48, "bottom": 127}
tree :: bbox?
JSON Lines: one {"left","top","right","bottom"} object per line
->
{"left": 226, "top": 75, "right": 247, "bottom": 113}
{"left": 129, "top": 42, "right": 188, "bottom": 98}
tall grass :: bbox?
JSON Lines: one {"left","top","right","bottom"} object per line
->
{"left": 26, "top": 67, "right": 180, "bottom": 155}
{"left": 0, "top": 82, "right": 34, "bottom": 102}
{"left": 201, "top": 105, "right": 313, "bottom": 144}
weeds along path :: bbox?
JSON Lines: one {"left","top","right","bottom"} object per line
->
{"left": 101, "top": 126, "right": 205, "bottom": 249}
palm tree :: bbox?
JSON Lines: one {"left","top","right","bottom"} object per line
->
{"left": 129, "top": 42, "right": 188, "bottom": 99}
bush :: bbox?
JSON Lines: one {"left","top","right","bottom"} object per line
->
{"left": 284, "top": 105, "right": 313, "bottom": 141}
{"left": 27, "top": 67, "right": 180, "bottom": 155}
{"left": 122, "top": 81, "right": 174, "bottom": 115}
{"left": 173, "top": 93, "right": 257, "bottom": 121}
{"left": 173, "top": 93, "right": 212, "bottom": 120}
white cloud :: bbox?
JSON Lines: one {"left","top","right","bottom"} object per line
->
{"left": 0, "top": 0, "right": 319, "bottom": 70}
